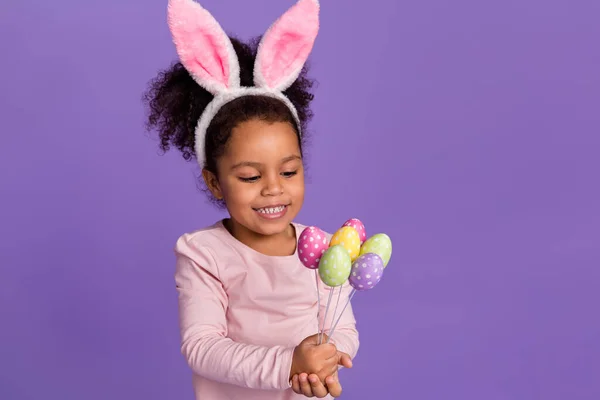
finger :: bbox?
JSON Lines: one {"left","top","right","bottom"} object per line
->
{"left": 320, "top": 358, "right": 339, "bottom": 378}
{"left": 308, "top": 374, "right": 329, "bottom": 398}
{"left": 318, "top": 343, "right": 338, "bottom": 359}
{"left": 313, "top": 347, "right": 337, "bottom": 364}
{"left": 302, "top": 333, "right": 323, "bottom": 347}
{"left": 337, "top": 351, "right": 353, "bottom": 368}
{"left": 291, "top": 375, "right": 301, "bottom": 394}
{"left": 317, "top": 333, "right": 336, "bottom": 348}
{"left": 317, "top": 364, "right": 338, "bottom": 384}
{"left": 299, "top": 373, "right": 314, "bottom": 397}
{"left": 325, "top": 350, "right": 344, "bottom": 368}
{"left": 308, "top": 334, "right": 321, "bottom": 344}
{"left": 325, "top": 374, "right": 343, "bottom": 398}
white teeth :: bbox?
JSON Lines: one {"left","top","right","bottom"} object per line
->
{"left": 257, "top": 206, "right": 285, "bottom": 214}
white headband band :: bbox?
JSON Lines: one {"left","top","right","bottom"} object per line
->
{"left": 167, "top": 0, "right": 320, "bottom": 168}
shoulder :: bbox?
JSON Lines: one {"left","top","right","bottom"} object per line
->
{"left": 173, "top": 221, "right": 232, "bottom": 281}
{"left": 173, "top": 221, "right": 228, "bottom": 262}
{"left": 175, "top": 221, "right": 222, "bottom": 246}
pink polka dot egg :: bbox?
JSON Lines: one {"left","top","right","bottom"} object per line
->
{"left": 342, "top": 218, "right": 367, "bottom": 243}
{"left": 298, "top": 226, "right": 329, "bottom": 269}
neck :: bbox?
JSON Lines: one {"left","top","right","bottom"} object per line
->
{"left": 224, "top": 218, "right": 297, "bottom": 257}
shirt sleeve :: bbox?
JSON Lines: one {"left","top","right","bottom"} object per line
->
{"left": 318, "top": 277, "right": 360, "bottom": 361}
{"left": 174, "top": 235, "right": 295, "bottom": 390}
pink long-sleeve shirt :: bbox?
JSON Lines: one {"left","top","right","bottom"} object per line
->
{"left": 173, "top": 220, "right": 360, "bottom": 400}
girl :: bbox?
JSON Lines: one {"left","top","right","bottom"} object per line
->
{"left": 143, "top": 0, "right": 359, "bottom": 398}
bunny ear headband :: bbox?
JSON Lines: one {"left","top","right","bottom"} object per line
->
{"left": 167, "top": 0, "right": 320, "bottom": 168}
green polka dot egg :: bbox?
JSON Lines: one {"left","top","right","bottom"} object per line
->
{"left": 359, "top": 233, "right": 392, "bottom": 268}
{"left": 318, "top": 244, "right": 352, "bottom": 287}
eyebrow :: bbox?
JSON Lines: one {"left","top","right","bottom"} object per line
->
{"left": 231, "top": 155, "right": 302, "bottom": 170}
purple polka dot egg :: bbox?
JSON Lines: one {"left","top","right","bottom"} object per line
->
{"left": 298, "top": 226, "right": 329, "bottom": 269}
{"left": 349, "top": 253, "right": 384, "bottom": 291}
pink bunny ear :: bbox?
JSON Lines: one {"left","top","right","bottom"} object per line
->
{"left": 254, "top": 0, "right": 320, "bottom": 91}
{"left": 167, "top": 0, "right": 240, "bottom": 94}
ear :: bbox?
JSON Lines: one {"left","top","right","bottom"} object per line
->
{"left": 254, "top": 0, "right": 320, "bottom": 91}
{"left": 167, "top": 0, "right": 240, "bottom": 94}
{"left": 202, "top": 168, "right": 223, "bottom": 200}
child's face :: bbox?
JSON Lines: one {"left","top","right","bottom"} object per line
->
{"left": 206, "top": 118, "right": 305, "bottom": 237}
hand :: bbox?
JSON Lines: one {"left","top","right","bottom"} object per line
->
{"left": 292, "top": 369, "right": 344, "bottom": 398}
{"left": 290, "top": 334, "right": 353, "bottom": 398}
{"left": 291, "top": 372, "right": 330, "bottom": 398}
{"left": 291, "top": 354, "right": 353, "bottom": 398}
{"left": 289, "top": 333, "right": 339, "bottom": 383}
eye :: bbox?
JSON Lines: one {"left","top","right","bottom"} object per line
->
{"left": 239, "top": 176, "right": 260, "bottom": 183}
{"left": 282, "top": 170, "right": 298, "bottom": 178}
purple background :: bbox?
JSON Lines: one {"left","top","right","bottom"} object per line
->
{"left": 1, "top": 0, "right": 599, "bottom": 399}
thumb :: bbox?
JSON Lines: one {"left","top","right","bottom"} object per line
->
{"left": 304, "top": 333, "right": 321, "bottom": 346}
{"left": 337, "top": 351, "right": 353, "bottom": 368}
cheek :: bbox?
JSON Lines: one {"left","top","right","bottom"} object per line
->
{"left": 221, "top": 180, "right": 259, "bottom": 204}
{"left": 288, "top": 174, "right": 305, "bottom": 197}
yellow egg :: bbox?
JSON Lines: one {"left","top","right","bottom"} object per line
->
{"left": 329, "top": 226, "right": 361, "bottom": 261}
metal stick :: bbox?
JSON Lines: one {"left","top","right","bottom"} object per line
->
{"left": 315, "top": 270, "right": 322, "bottom": 343}
{"left": 319, "top": 288, "right": 334, "bottom": 344}
{"left": 326, "top": 288, "right": 357, "bottom": 343}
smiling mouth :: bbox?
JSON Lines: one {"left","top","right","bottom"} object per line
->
{"left": 254, "top": 205, "right": 288, "bottom": 215}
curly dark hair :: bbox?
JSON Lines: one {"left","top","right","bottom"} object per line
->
{"left": 142, "top": 35, "right": 316, "bottom": 206}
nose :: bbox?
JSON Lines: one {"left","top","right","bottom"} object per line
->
{"left": 261, "top": 173, "right": 284, "bottom": 197}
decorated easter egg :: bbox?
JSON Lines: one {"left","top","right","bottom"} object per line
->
{"left": 318, "top": 245, "right": 352, "bottom": 287}
{"left": 298, "top": 226, "right": 329, "bottom": 269}
{"left": 359, "top": 233, "right": 392, "bottom": 267}
{"left": 342, "top": 218, "right": 367, "bottom": 243}
{"left": 330, "top": 226, "right": 361, "bottom": 261}
{"left": 349, "top": 253, "right": 384, "bottom": 291}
